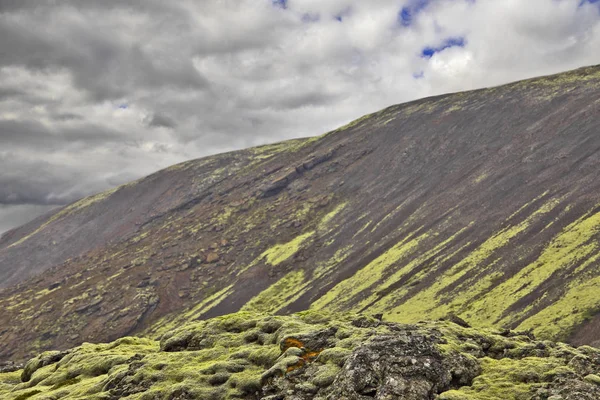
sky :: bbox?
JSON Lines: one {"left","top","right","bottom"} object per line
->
{"left": 1, "top": 0, "right": 600, "bottom": 234}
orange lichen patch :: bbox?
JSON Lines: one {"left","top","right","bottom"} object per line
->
{"left": 286, "top": 358, "right": 306, "bottom": 373}
{"left": 285, "top": 350, "right": 323, "bottom": 373}
{"left": 282, "top": 338, "right": 304, "bottom": 351}
{"left": 302, "top": 351, "right": 321, "bottom": 362}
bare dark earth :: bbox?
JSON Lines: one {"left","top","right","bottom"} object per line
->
{"left": 1, "top": 65, "right": 600, "bottom": 364}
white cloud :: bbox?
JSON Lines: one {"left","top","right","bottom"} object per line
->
{"left": 0, "top": 0, "right": 599, "bottom": 232}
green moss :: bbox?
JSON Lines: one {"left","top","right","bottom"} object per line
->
{"left": 364, "top": 224, "right": 471, "bottom": 314}
{"left": 214, "top": 206, "right": 234, "bottom": 225}
{"left": 317, "top": 202, "right": 347, "bottom": 231}
{"left": 247, "top": 347, "right": 281, "bottom": 368}
{"left": 241, "top": 270, "right": 306, "bottom": 313}
{"left": 0, "top": 370, "right": 22, "bottom": 394}
{"left": 145, "top": 285, "right": 233, "bottom": 338}
{"left": 467, "top": 208, "right": 600, "bottom": 329}
{"left": 316, "top": 348, "right": 351, "bottom": 367}
{"left": 517, "top": 259, "right": 600, "bottom": 340}
{"left": 13, "top": 390, "right": 43, "bottom": 400}
{"left": 312, "top": 245, "right": 353, "bottom": 280}
{"left": 353, "top": 220, "right": 372, "bottom": 238}
{"left": 441, "top": 357, "right": 569, "bottom": 400}
{"left": 330, "top": 112, "right": 378, "bottom": 134}
{"left": 260, "top": 231, "right": 315, "bottom": 267}
{"left": 473, "top": 172, "right": 489, "bottom": 184}
{"left": 310, "top": 363, "right": 340, "bottom": 388}
{"left": 311, "top": 230, "right": 429, "bottom": 312}
{"left": 3, "top": 311, "right": 600, "bottom": 400}
{"left": 369, "top": 199, "right": 413, "bottom": 234}
{"left": 386, "top": 198, "right": 560, "bottom": 324}
{"left": 248, "top": 137, "right": 318, "bottom": 158}
{"left": 584, "top": 374, "right": 600, "bottom": 386}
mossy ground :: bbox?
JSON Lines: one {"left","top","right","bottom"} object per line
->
{"left": 2, "top": 312, "right": 600, "bottom": 399}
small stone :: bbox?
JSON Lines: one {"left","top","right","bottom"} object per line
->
{"left": 206, "top": 252, "right": 220, "bottom": 263}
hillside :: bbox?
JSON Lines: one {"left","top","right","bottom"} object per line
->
{"left": 1, "top": 65, "right": 600, "bottom": 369}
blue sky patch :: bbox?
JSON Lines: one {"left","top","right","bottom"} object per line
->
{"left": 579, "top": 0, "right": 600, "bottom": 8}
{"left": 272, "top": 0, "right": 287, "bottom": 9}
{"left": 398, "top": 0, "right": 430, "bottom": 26}
{"left": 118, "top": 104, "right": 128, "bottom": 109}
{"left": 421, "top": 37, "right": 465, "bottom": 58}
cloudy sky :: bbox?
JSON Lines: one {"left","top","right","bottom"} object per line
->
{"left": 1, "top": 0, "right": 600, "bottom": 234}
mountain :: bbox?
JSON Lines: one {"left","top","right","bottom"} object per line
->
{"left": 2, "top": 65, "right": 600, "bottom": 372}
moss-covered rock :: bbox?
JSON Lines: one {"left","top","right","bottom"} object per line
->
{"left": 1, "top": 312, "right": 600, "bottom": 399}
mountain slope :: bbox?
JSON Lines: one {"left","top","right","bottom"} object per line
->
{"left": 2, "top": 65, "right": 600, "bottom": 363}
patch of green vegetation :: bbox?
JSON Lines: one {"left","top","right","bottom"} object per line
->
{"left": 353, "top": 220, "right": 372, "bottom": 238}
{"left": 444, "top": 104, "right": 464, "bottom": 114}
{"left": 505, "top": 191, "right": 550, "bottom": 222}
{"left": 365, "top": 224, "right": 472, "bottom": 314}
{"left": 312, "top": 245, "right": 353, "bottom": 279}
{"left": 440, "top": 357, "right": 568, "bottom": 400}
{"left": 378, "top": 116, "right": 396, "bottom": 126}
{"left": 473, "top": 172, "right": 489, "bottom": 184}
{"left": 317, "top": 202, "right": 347, "bottom": 231}
{"left": 2, "top": 312, "right": 599, "bottom": 400}
{"left": 260, "top": 231, "right": 315, "bottom": 267}
{"left": 402, "top": 99, "right": 442, "bottom": 116}
{"left": 145, "top": 286, "right": 234, "bottom": 338}
{"left": 517, "top": 253, "right": 600, "bottom": 340}
{"left": 330, "top": 112, "right": 378, "bottom": 134}
{"left": 214, "top": 206, "right": 235, "bottom": 225}
{"left": 243, "top": 202, "right": 357, "bottom": 312}
{"left": 466, "top": 207, "right": 600, "bottom": 329}
{"left": 515, "top": 65, "right": 600, "bottom": 89}
{"left": 249, "top": 137, "right": 318, "bottom": 157}
{"left": 241, "top": 270, "right": 306, "bottom": 313}
{"left": 369, "top": 200, "right": 412, "bottom": 233}
{"left": 0, "top": 370, "right": 22, "bottom": 395}
{"left": 385, "top": 198, "right": 560, "bottom": 324}
{"left": 311, "top": 230, "right": 429, "bottom": 312}
{"left": 293, "top": 203, "right": 314, "bottom": 221}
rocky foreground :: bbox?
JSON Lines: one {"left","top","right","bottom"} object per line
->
{"left": 1, "top": 312, "right": 600, "bottom": 400}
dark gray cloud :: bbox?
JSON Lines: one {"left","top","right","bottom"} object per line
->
{"left": 52, "top": 112, "right": 83, "bottom": 121}
{"left": 147, "top": 113, "right": 177, "bottom": 129}
{"left": 0, "top": 0, "right": 599, "bottom": 234}
{"left": 0, "top": 87, "right": 23, "bottom": 100}
{"left": 0, "top": 119, "right": 124, "bottom": 149}
{"left": 0, "top": 153, "right": 103, "bottom": 205}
